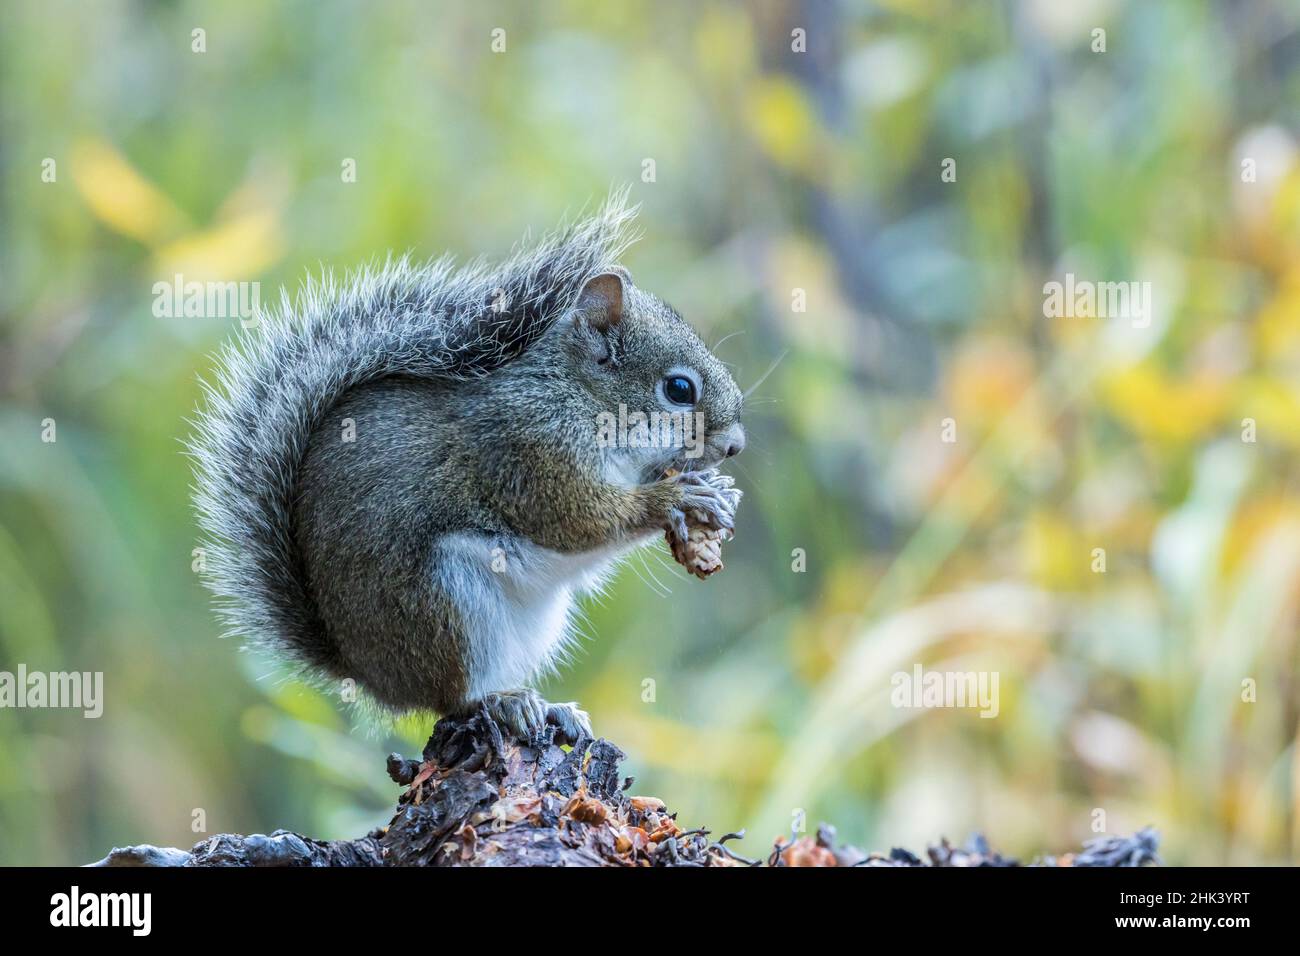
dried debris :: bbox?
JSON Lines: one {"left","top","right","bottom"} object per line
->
{"left": 1043, "top": 827, "right": 1162, "bottom": 868}
{"left": 90, "top": 711, "right": 1161, "bottom": 867}
{"left": 383, "top": 706, "right": 737, "bottom": 866}
{"left": 769, "top": 823, "right": 1160, "bottom": 868}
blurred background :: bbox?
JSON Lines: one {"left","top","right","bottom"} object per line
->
{"left": 3, "top": 0, "right": 1300, "bottom": 866}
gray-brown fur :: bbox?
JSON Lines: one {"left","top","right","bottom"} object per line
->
{"left": 190, "top": 192, "right": 744, "bottom": 723}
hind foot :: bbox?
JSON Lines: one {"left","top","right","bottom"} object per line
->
{"left": 473, "top": 689, "right": 592, "bottom": 747}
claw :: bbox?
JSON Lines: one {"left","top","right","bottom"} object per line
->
{"left": 545, "top": 701, "right": 592, "bottom": 746}
{"left": 479, "top": 689, "right": 548, "bottom": 743}
{"left": 472, "top": 690, "right": 592, "bottom": 747}
{"left": 672, "top": 468, "right": 742, "bottom": 534}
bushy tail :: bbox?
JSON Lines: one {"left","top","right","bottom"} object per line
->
{"left": 188, "top": 191, "right": 638, "bottom": 674}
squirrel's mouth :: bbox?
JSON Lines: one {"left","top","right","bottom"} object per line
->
{"left": 641, "top": 460, "right": 681, "bottom": 484}
{"left": 646, "top": 453, "right": 721, "bottom": 484}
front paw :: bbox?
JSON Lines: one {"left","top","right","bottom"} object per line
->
{"left": 668, "top": 468, "right": 741, "bottom": 539}
{"left": 662, "top": 469, "right": 741, "bottom": 580}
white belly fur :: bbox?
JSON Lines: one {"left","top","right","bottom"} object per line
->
{"left": 436, "top": 532, "right": 651, "bottom": 700}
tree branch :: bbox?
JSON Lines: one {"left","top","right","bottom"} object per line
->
{"left": 89, "top": 709, "right": 1160, "bottom": 867}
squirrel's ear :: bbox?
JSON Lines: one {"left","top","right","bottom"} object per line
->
{"left": 574, "top": 270, "right": 627, "bottom": 333}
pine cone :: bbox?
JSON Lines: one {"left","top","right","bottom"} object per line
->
{"left": 667, "top": 524, "right": 730, "bottom": 580}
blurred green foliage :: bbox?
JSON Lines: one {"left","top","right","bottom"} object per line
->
{"left": 3, "top": 0, "right": 1300, "bottom": 865}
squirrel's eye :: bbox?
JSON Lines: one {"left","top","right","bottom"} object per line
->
{"left": 663, "top": 375, "right": 697, "bottom": 406}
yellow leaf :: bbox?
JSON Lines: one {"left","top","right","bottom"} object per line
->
{"left": 1255, "top": 274, "right": 1300, "bottom": 358}
{"left": 71, "top": 138, "right": 188, "bottom": 244}
{"left": 1235, "top": 378, "right": 1300, "bottom": 448}
{"left": 154, "top": 210, "right": 284, "bottom": 282}
{"left": 746, "top": 78, "right": 819, "bottom": 175}
{"left": 1022, "top": 510, "right": 1084, "bottom": 589}
{"left": 1099, "top": 364, "right": 1230, "bottom": 443}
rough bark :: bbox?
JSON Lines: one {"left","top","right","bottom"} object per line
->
{"left": 89, "top": 708, "right": 1161, "bottom": 867}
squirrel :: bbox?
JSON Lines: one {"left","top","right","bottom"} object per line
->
{"left": 189, "top": 192, "right": 745, "bottom": 745}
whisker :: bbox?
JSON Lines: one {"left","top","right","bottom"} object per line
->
{"left": 620, "top": 546, "right": 668, "bottom": 597}
{"left": 743, "top": 349, "right": 788, "bottom": 400}
{"left": 712, "top": 330, "right": 746, "bottom": 352}
{"left": 726, "top": 455, "right": 766, "bottom": 495}
{"left": 634, "top": 548, "right": 673, "bottom": 597}
{"left": 648, "top": 548, "right": 686, "bottom": 585}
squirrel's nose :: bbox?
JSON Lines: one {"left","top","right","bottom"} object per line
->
{"left": 722, "top": 424, "right": 745, "bottom": 458}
